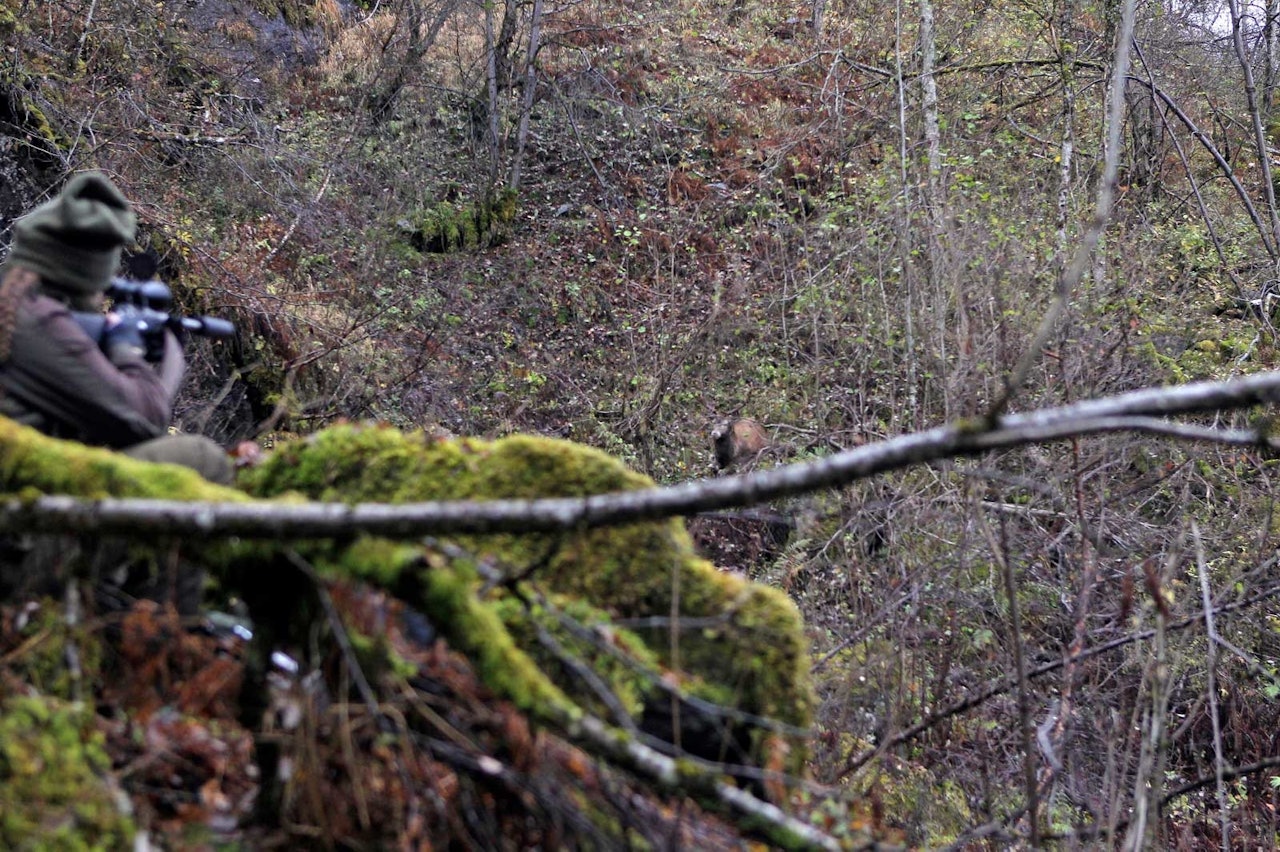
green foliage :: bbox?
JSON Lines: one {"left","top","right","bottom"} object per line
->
{"left": 0, "top": 4, "right": 17, "bottom": 38}
{"left": 248, "top": 0, "right": 323, "bottom": 27}
{"left": 3, "top": 601, "right": 102, "bottom": 701}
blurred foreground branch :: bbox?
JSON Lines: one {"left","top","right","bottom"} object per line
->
{"left": 2, "top": 372, "right": 1280, "bottom": 538}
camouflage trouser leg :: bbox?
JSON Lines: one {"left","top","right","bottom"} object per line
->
{"left": 123, "top": 433, "right": 234, "bottom": 485}
{"left": 106, "top": 434, "right": 234, "bottom": 612}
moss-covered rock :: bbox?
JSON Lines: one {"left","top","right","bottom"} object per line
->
{"left": 0, "top": 417, "right": 248, "bottom": 502}
{"left": 239, "top": 423, "right": 814, "bottom": 766}
{"left": 0, "top": 694, "right": 135, "bottom": 850}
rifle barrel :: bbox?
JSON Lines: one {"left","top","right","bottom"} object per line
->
{"left": 177, "top": 316, "right": 236, "bottom": 339}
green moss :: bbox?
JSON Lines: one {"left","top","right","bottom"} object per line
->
{"left": 402, "top": 189, "right": 519, "bottom": 253}
{"left": 0, "top": 6, "right": 18, "bottom": 38}
{"left": 0, "top": 419, "right": 575, "bottom": 725}
{"left": 0, "top": 695, "right": 135, "bottom": 850}
{"left": 4, "top": 599, "right": 102, "bottom": 701}
{"left": 493, "top": 592, "right": 661, "bottom": 719}
{"left": 0, "top": 416, "right": 812, "bottom": 772}
{"left": 0, "top": 417, "right": 249, "bottom": 502}
{"left": 0, "top": 73, "right": 63, "bottom": 157}
{"left": 413, "top": 549, "right": 579, "bottom": 717}
{"left": 247, "top": 0, "right": 318, "bottom": 26}
{"left": 326, "top": 534, "right": 424, "bottom": 588}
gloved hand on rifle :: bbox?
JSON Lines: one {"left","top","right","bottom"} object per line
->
{"left": 102, "top": 305, "right": 147, "bottom": 362}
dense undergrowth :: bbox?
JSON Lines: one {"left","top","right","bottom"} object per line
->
{"left": 5, "top": 0, "right": 1280, "bottom": 846}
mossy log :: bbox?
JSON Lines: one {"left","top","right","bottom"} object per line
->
{"left": 0, "top": 417, "right": 813, "bottom": 774}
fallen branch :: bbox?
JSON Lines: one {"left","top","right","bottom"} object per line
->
{"left": 562, "top": 714, "right": 844, "bottom": 852}
{"left": 2, "top": 372, "right": 1280, "bottom": 538}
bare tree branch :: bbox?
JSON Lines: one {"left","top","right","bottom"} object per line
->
{"left": 559, "top": 713, "right": 843, "bottom": 852}
{"left": 1128, "top": 75, "right": 1278, "bottom": 259}
{"left": 1192, "top": 523, "right": 1231, "bottom": 851}
{"left": 1061, "top": 753, "right": 1280, "bottom": 846}
{"left": 3, "top": 372, "right": 1280, "bottom": 539}
{"left": 1228, "top": 0, "right": 1280, "bottom": 251}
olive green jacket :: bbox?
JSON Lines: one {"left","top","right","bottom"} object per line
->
{"left": 0, "top": 288, "right": 184, "bottom": 448}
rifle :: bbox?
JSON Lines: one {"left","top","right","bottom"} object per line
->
{"left": 74, "top": 278, "right": 236, "bottom": 363}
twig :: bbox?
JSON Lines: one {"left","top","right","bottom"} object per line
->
{"left": 998, "top": 512, "right": 1040, "bottom": 845}
{"left": 63, "top": 581, "right": 82, "bottom": 703}
{"left": 520, "top": 594, "right": 641, "bottom": 733}
{"left": 1121, "top": 541, "right": 1177, "bottom": 851}
{"left": 262, "top": 170, "right": 332, "bottom": 268}
{"left": 1130, "top": 43, "right": 1250, "bottom": 303}
{"left": 1226, "top": 0, "right": 1280, "bottom": 253}
{"left": 1127, "top": 76, "right": 1277, "bottom": 259}
{"left": 1053, "top": 754, "right": 1280, "bottom": 844}
{"left": 1193, "top": 522, "right": 1230, "bottom": 851}
{"left": 838, "top": 574, "right": 1280, "bottom": 779}
{"left": 527, "top": 581, "right": 812, "bottom": 737}
{"left": 75, "top": 0, "right": 98, "bottom": 66}
{"left": 285, "top": 550, "right": 381, "bottom": 718}
{"left": 562, "top": 713, "right": 844, "bottom": 852}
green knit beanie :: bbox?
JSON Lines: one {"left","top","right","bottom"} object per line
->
{"left": 6, "top": 171, "right": 136, "bottom": 296}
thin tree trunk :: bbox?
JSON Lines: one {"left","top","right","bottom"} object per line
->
{"left": 996, "top": 516, "right": 1040, "bottom": 845}
{"left": 1122, "top": 552, "right": 1175, "bottom": 851}
{"left": 1228, "top": 0, "right": 1280, "bottom": 254}
{"left": 1053, "top": 54, "right": 1075, "bottom": 273}
{"left": 987, "top": 0, "right": 1136, "bottom": 420}
{"left": 893, "top": 0, "right": 919, "bottom": 425}
{"left": 1193, "top": 523, "right": 1231, "bottom": 852}
{"left": 494, "top": 0, "right": 520, "bottom": 91}
{"left": 1266, "top": 0, "right": 1278, "bottom": 114}
{"left": 75, "top": 0, "right": 98, "bottom": 67}
{"left": 508, "top": 0, "right": 544, "bottom": 191}
{"left": 483, "top": 0, "right": 502, "bottom": 186}
{"left": 919, "top": 0, "right": 955, "bottom": 419}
